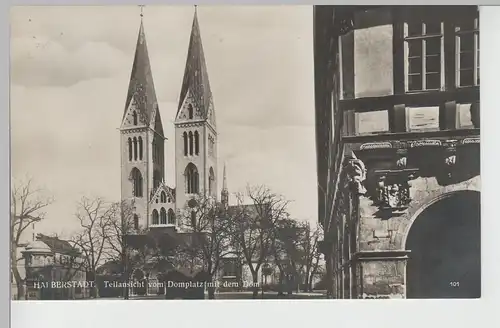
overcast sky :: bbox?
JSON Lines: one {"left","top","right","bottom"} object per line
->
{"left": 10, "top": 5, "right": 317, "bottom": 238}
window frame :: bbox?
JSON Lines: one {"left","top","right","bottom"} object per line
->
{"left": 403, "top": 20, "right": 445, "bottom": 93}
{"left": 455, "top": 16, "right": 479, "bottom": 88}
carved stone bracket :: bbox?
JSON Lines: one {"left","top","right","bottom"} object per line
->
{"left": 443, "top": 140, "right": 458, "bottom": 179}
{"left": 345, "top": 158, "right": 367, "bottom": 195}
{"left": 372, "top": 169, "right": 418, "bottom": 212}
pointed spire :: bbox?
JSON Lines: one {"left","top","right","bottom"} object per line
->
{"left": 221, "top": 162, "right": 229, "bottom": 206}
{"left": 122, "top": 11, "right": 159, "bottom": 127}
{"left": 222, "top": 162, "right": 227, "bottom": 191}
{"left": 177, "top": 7, "right": 213, "bottom": 119}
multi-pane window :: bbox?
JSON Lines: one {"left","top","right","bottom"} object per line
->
{"left": 456, "top": 16, "right": 479, "bottom": 87}
{"left": 405, "top": 20, "right": 443, "bottom": 92}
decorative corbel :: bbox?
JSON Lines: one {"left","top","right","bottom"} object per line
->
{"left": 372, "top": 168, "right": 418, "bottom": 212}
{"left": 443, "top": 140, "right": 458, "bottom": 179}
{"left": 345, "top": 158, "right": 367, "bottom": 195}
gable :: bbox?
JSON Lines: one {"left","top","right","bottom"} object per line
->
{"left": 150, "top": 183, "right": 176, "bottom": 204}
{"left": 176, "top": 89, "right": 205, "bottom": 122}
{"left": 121, "top": 98, "right": 148, "bottom": 128}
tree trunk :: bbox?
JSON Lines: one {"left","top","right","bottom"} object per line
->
{"left": 277, "top": 269, "right": 285, "bottom": 296}
{"left": 11, "top": 253, "right": 25, "bottom": 300}
{"left": 251, "top": 271, "right": 259, "bottom": 299}
{"left": 308, "top": 274, "right": 314, "bottom": 292}
{"left": 16, "top": 281, "right": 25, "bottom": 300}
{"left": 304, "top": 270, "right": 311, "bottom": 292}
{"left": 207, "top": 274, "right": 216, "bottom": 299}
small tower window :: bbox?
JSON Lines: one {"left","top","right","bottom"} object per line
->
{"left": 185, "top": 163, "right": 199, "bottom": 194}
{"left": 130, "top": 168, "right": 143, "bottom": 197}
{"left": 168, "top": 209, "right": 176, "bottom": 225}
{"left": 160, "top": 208, "right": 167, "bottom": 225}
{"left": 152, "top": 210, "right": 159, "bottom": 225}
{"left": 128, "top": 138, "right": 133, "bottom": 161}
{"left": 133, "top": 214, "right": 139, "bottom": 230}
{"left": 188, "top": 131, "right": 194, "bottom": 156}
{"left": 194, "top": 131, "right": 199, "bottom": 155}
{"left": 191, "top": 210, "right": 196, "bottom": 228}
{"left": 138, "top": 137, "right": 143, "bottom": 161}
{"left": 188, "top": 104, "right": 194, "bottom": 119}
{"left": 161, "top": 191, "right": 167, "bottom": 203}
{"left": 209, "top": 167, "right": 215, "bottom": 196}
{"left": 133, "top": 137, "right": 138, "bottom": 161}
{"left": 133, "top": 111, "right": 138, "bottom": 125}
{"left": 183, "top": 132, "right": 188, "bottom": 156}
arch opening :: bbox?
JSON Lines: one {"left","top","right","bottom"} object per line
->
{"left": 405, "top": 191, "right": 481, "bottom": 299}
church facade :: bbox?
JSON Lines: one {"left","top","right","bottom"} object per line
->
{"left": 119, "top": 10, "right": 224, "bottom": 234}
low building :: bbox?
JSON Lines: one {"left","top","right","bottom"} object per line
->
{"left": 21, "top": 234, "right": 90, "bottom": 300}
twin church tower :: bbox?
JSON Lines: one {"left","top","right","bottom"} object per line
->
{"left": 119, "top": 9, "right": 227, "bottom": 231}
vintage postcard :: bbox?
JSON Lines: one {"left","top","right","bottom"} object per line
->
{"left": 10, "top": 5, "right": 480, "bottom": 300}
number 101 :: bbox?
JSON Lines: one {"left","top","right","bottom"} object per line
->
{"left": 450, "top": 281, "right": 460, "bottom": 287}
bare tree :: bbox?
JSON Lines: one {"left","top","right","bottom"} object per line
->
{"left": 10, "top": 178, "right": 53, "bottom": 300}
{"left": 231, "top": 185, "right": 290, "bottom": 299}
{"left": 177, "top": 194, "right": 233, "bottom": 299}
{"left": 273, "top": 217, "right": 305, "bottom": 294}
{"left": 102, "top": 200, "right": 138, "bottom": 299}
{"left": 299, "top": 222, "right": 323, "bottom": 292}
{"left": 72, "top": 197, "right": 115, "bottom": 297}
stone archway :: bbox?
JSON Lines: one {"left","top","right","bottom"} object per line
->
{"left": 405, "top": 190, "right": 480, "bottom": 299}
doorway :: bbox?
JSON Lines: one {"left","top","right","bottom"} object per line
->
{"left": 405, "top": 191, "right": 481, "bottom": 298}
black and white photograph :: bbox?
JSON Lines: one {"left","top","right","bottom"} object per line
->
{"left": 10, "top": 5, "right": 480, "bottom": 301}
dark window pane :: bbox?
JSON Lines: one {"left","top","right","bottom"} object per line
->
{"left": 460, "top": 34, "right": 474, "bottom": 52}
{"left": 408, "top": 22, "right": 423, "bottom": 36}
{"left": 426, "top": 73, "right": 440, "bottom": 89}
{"left": 477, "top": 68, "right": 480, "bottom": 85}
{"left": 477, "top": 50, "right": 480, "bottom": 67}
{"left": 426, "top": 55, "right": 440, "bottom": 73}
{"left": 460, "top": 52, "right": 475, "bottom": 70}
{"left": 426, "top": 38, "right": 441, "bottom": 56}
{"left": 459, "top": 69, "right": 474, "bottom": 86}
{"left": 409, "top": 74, "right": 422, "bottom": 91}
{"left": 409, "top": 57, "right": 422, "bottom": 74}
{"left": 408, "top": 40, "right": 422, "bottom": 57}
{"left": 425, "top": 21, "right": 442, "bottom": 34}
{"left": 457, "top": 19, "right": 475, "bottom": 31}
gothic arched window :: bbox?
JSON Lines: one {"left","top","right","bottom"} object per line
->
{"left": 188, "top": 104, "right": 194, "bottom": 119}
{"left": 183, "top": 132, "right": 188, "bottom": 156}
{"left": 161, "top": 191, "right": 167, "bottom": 203}
{"left": 194, "top": 131, "right": 199, "bottom": 155}
{"left": 133, "top": 137, "right": 138, "bottom": 161}
{"left": 168, "top": 209, "right": 176, "bottom": 225}
{"left": 209, "top": 167, "right": 215, "bottom": 196}
{"left": 188, "top": 131, "right": 194, "bottom": 156}
{"left": 138, "top": 136, "right": 143, "bottom": 161}
{"left": 152, "top": 210, "right": 159, "bottom": 225}
{"left": 185, "top": 163, "right": 199, "bottom": 194}
{"left": 130, "top": 168, "right": 143, "bottom": 197}
{"left": 128, "top": 138, "right": 133, "bottom": 161}
{"left": 160, "top": 208, "right": 167, "bottom": 225}
{"left": 133, "top": 111, "right": 138, "bottom": 126}
{"left": 153, "top": 170, "right": 161, "bottom": 190}
{"left": 133, "top": 214, "right": 139, "bottom": 230}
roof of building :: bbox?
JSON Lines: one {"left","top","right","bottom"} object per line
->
{"left": 35, "top": 234, "right": 80, "bottom": 256}
{"left": 123, "top": 18, "right": 162, "bottom": 134}
{"left": 177, "top": 10, "right": 213, "bottom": 119}
{"left": 23, "top": 240, "right": 52, "bottom": 254}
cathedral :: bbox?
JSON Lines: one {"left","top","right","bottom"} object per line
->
{"left": 119, "top": 8, "right": 227, "bottom": 233}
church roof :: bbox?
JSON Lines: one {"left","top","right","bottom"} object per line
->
{"left": 123, "top": 19, "right": 160, "bottom": 129}
{"left": 177, "top": 10, "right": 213, "bottom": 119}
